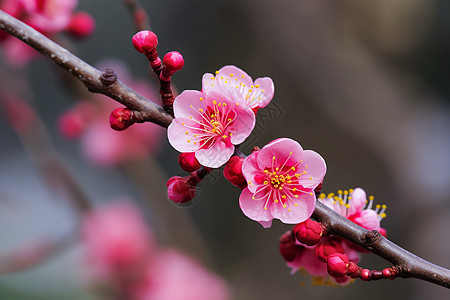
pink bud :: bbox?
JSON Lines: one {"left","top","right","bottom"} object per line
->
{"left": 293, "top": 219, "right": 323, "bottom": 246}
{"left": 132, "top": 30, "right": 158, "bottom": 53}
{"left": 279, "top": 230, "right": 299, "bottom": 262}
{"left": 223, "top": 156, "right": 246, "bottom": 189}
{"left": 166, "top": 176, "right": 196, "bottom": 204}
{"left": 360, "top": 268, "right": 371, "bottom": 281}
{"left": 67, "top": 12, "right": 95, "bottom": 38}
{"left": 327, "top": 254, "right": 349, "bottom": 278}
{"left": 109, "top": 108, "right": 134, "bottom": 131}
{"left": 163, "top": 51, "right": 184, "bottom": 73}
{"left": 315, "top": 238, "right": 345, "bottom": 262}
{"left": 178, "top": 152, "right": 201, "bottom": 173}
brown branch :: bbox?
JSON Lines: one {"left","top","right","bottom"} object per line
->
{"left": 313, "top": 202, "right": 450, "bottom": 288}
{"left": 1, "top": 9, "right": 449, "bottom": 289}
{"left": 0, "top": 10, "right": 173, "bottom": 128}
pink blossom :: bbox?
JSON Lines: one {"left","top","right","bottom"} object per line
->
{"left": 168, "top": 87, "right": 255, "bottom": 168}
{"left": 202, "top": 65, "right": 274, "bottom": 110}
{"left": 81, "top": 201, "right": 154, "bottom": 281}
{"left": 26, "top": 0, "right": 78, "bottom": 33}
{"left": 132, "top": 249, "right": 230, "bottom": 300}
{"left": 239, "top": 138, "right": 326, "bottom": 228}
{"left": 318, "top": 188, "right": 387, "bottom": 231}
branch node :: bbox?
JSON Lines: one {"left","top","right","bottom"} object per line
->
{"left": 100, "top": 68, "right": 117, "bottom": 86}
{"left": 363, "top": 230, "right": 382, "bottom": 249}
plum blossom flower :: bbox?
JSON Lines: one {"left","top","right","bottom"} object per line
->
{"left": 239, "top": 138, "right": 326, "bottom": 228}
{"left": 318, "top": 188, "right": 387, "bottom": 231}
{"left": 81, "top": 201, "right": 154, "bottom": 281}
{"left": 132, "top": 249, "right": 230, "bottom": 300}
{"left": 168, "top": 87, "right": 255, "bottom": 168}
{"left": 202, "top": 65, "right": 274, "bottom": 111}
{"left": 282, "top": 188, "right": 388, "bottom": 285}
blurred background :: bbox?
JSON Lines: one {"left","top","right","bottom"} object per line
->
{"left": 0, "top": 0, "right": 449, "bottom": 299}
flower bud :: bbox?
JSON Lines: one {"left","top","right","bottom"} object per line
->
{"left": 67, "top": 12, "right": 95, "bottom": 38}
{"left": 279, "top": 230, "right": 299, "bottom": 262}
{"left": 178, "top": 152, "right": 201, "bottom": 173}
{"left": 166, "top": 176, "right": 196, "bottom": 204}
{"left": 109, "top": 108, "right": 134, "bottom": 131}
{"left": 223, "top": 156, "right": 246, "bottom": 189}
{"left": 315, "top": 238, "right": 345, "bottom": 262}
{"left": 163, "top": 51, "right": 184, "bottom": 74}
{"left": 132, "top": 30, "right": 158, "bottom": 53}
{"left": 293, "top": 219, "right": 323, "bottom": 246}
{"left": 327, "top": 253, "right": 349, "bottom": 278}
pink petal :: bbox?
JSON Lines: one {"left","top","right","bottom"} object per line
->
{"left": 258, "top": 220, "right": 273, "bottom": 228}
{"left": 257, "top": 138, "right": 303, "bottom": 170}
{"left": 297, "top": 150, "right": 327, "bottom": 188}
{"left": 218, "top": 65, "right": 253, "bottom": 89}
{"left": 201, "top": 73, "right": 215, "bottom": 94}
{"left": 173, "top": 90, "right": 206, "bottom": 120}
{"left": 299, "top": 247, "right": 328, "bottom": 276}
{"left": 195, "top": 139, "right": 234, "bottom": 168}
{"left": 228, "top": 105, "right": 255, "bottom": 145}
{"left": 270, "top": 193, "right": 316, "bottom": 224}
{"left": 167, "top": 118, "right": 201, "bottom": 153}
{"left": 348, "top": 188, "right": 366, "bottom": 216}
{"left": 239, "top": 188, "right": 273, "bottom": 224}
{"left": 242, "top": 152, "right": 262, "bottom": 193}
{"left": 251, "top": 77, "right": 274, "bottom": 108}
{"left": 353, "top": 210, "right": 380, "bottom": 231}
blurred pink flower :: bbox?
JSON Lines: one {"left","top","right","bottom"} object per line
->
{"left": 202, "top": 65, "right": 274, "bottom": 111}
{"left": 239, "top": 138, "right": 326, "bottom": 228}
{"left": 168, "top": 87, "right": 255, "bottom": 168}
{"left": 132, "top": 249, "right": 230, "bottom": 300}
{"left": 58, "top": 60, "right": 164, "bottom": 166}
{"left": 81, "top": 201, "right": 154, "bottom": 281}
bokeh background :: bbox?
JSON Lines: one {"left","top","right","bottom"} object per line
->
{"left": 1, "top": 0, "right": 449, "bottom": 299}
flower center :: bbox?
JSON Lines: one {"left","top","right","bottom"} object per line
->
{"left": 270, "top": 173, "right": 292, "bottom": 189}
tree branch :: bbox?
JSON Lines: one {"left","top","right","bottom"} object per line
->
{"left": 313, "top": 202, "right": 450, "bottom": 288}
{"left": 0, "top": 10, "right": 173, "bottom": 128}
{"left": 1, "top": 9, "right": 449, "bottom": 289}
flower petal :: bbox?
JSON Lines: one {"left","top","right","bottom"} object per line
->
{"left": 348, "top": 188, "right": 366, "bottom": 216}
{"left": 353, "top": 210, "right": 380, "bottom": 231}
{"left": 297, "top": 150, "right": 327, "bottom": 188}
{"left": 241, "top": 151, "right": 263, "bottom": 193}
{"left": 257, "top": 138, "right": 303, "bottom": 170}
{"left": 228, "top": 105, "right": 255, "bottom": 145}
{"left": 173, "top": 90, "right": 206, "bottom": 120}
{"left": 196, "top": 140, "right": 234, "bottom": 168}
{"left": 270, "top": 193, "right": 316, "bottom": 224}
{"left": 239, "top": 188, "right": 273, "bottom": 225}
{"left": 248, "top": 77, "right": 274, "bottom": 109}
{"left": 167, "top": 118, "right": 201, "bottom": 153}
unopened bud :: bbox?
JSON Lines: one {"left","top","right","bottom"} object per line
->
{"left": 223, "top": 156, "right": 246, "bottom": 189}
{"left": 109, "top": 108, "right": 134, "bottom": 131}
{"left": 132, "top": 30, "right": 158, "bottom": 54}
{"left": 279, "top": 230, "right": 299, "bottom": 262}
{"left": 315, "top": 238, "right": 345, "bottom": 262}
{"left": 160, "top": 51, "right": 184, "bottom": 81}
{"left": 179, "top": 152, "right": 201, "bottom": 173}
{"left": 327, "top": 253, "right": 350, "bottom": 278}
{"left": 360, "top": 268, "right": 371, "bottom": 281}
{"left": 166, "top": 176, "right": 197, "bottom": 204}
{"left": 67, "top": 12, "right": 95, "bottom": 38}
{"left": 293, "top": 219, "right": 323, "bottom": 246}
